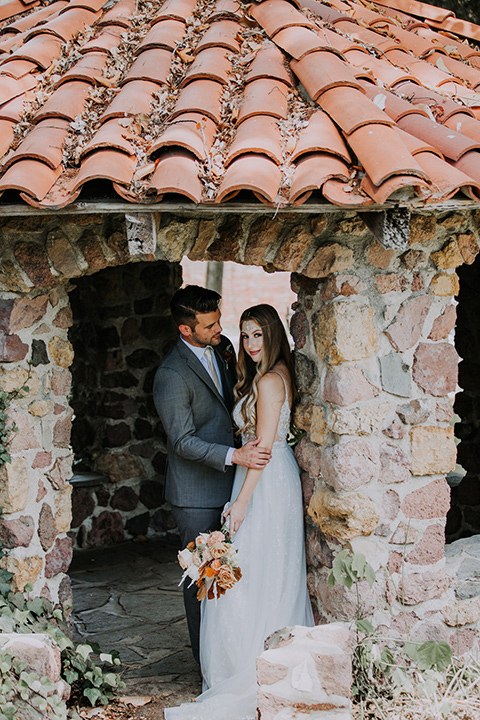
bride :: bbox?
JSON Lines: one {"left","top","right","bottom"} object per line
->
{"left": 165, "top": 304, "right": 313, "bottom": 720}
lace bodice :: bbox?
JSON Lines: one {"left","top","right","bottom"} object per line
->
{"left": 232, "top": 372, "right": 291, "bottom": 447}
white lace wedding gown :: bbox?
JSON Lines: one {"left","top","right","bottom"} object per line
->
{"left": 165, "top": 375, "right": 313, "bottom": 720}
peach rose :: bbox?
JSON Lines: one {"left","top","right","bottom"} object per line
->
{"left": 210, "top": 542, "right": 229, "bottom": 558}
{"left": 217, "top": 565, "right": 237, "bottom": 590}
{"left": 195, "top": 533, "right": 209, "bottom": 548}
{"left": 207, "top": 530, "right": 225, "bottom": 547}
{"left": 211, "top": 559, "right": 222, "bottom": 574}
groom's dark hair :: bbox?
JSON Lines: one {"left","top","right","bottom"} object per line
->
{"left": 170, "top": 285, "right": 221, "bottom": 328}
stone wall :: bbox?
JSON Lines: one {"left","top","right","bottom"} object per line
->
{"left": 289, "top": 209, "right": 480, "bottom": 648}
{"left": 0, "top": 206, "right": 479, "bottom": 640}
{"left": 69, "top": 261, "right": 180, "bottom": 548}
{"left": 0, "top": 284, "right": 74, "bottom": 607}
{"left": 447, "top": 257, "right": 480, "bottom": 541}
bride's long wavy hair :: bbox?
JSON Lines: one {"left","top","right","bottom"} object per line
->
{"left": 234, "top": 304, "right": 297, "bottom": 437}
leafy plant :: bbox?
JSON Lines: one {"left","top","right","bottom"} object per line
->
{"left": 0, "top": 374, "right": 30, "bottom": 466}
{"left": 327, "top": 550, "right": 461, "bottom": 717}
{"left": 0, "top": 650, "right": 66, "bottom": 720}
{"left": 0, "top": 586, "right": 124, "bottom": 708}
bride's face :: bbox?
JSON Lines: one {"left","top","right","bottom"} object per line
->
{"left": 241, "top": 320, "right": 263, "bottom": 363}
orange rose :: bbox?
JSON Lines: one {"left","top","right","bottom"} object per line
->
{"left": 210, "top": 542, "right": 229, "bottom": 558}
{"left": 207, "top": 531, "right": 225, "bottom": 547}
{"left": 217, "top": 565, "right": 237, "bottom": 590}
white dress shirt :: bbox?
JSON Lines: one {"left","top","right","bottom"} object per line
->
{"left": 181, "top": 337, "right": 235, "bottom": 465}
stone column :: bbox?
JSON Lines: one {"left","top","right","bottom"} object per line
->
{"left": 292, "top": 211, "right": 475, "bottom": 644}
{"left": 0, "top": 288, "right": 74, "bottom": 607}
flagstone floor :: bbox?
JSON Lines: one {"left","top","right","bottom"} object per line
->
{"left": 70, "top": 536, "right": 202, "bottom": 714}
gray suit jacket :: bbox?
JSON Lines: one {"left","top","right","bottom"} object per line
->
{"left": 153, "top": 336, "right": 236, "bottom": 508}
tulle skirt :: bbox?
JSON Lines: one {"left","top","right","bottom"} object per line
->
{"left": 164, "top": 443, "right": 313, "bottom": 720}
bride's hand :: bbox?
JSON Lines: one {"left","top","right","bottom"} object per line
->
{"left": 223, "top": 499, "right": 247, "bottom": 535}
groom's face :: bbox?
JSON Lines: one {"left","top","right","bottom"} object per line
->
{"left": 182, "top": 309, "right": 222, "bottom": 347}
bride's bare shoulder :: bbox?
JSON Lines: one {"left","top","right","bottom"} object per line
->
{"left": 257, "top": 366, "right": 289, "bottom": 398}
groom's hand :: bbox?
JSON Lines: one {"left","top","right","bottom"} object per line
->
{"left": 232, "top": 437, "right": 271, "bottom": 469}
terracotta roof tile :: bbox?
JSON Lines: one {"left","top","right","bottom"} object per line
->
{"left": 319, "top": 86, "right": 394, "bottom": 134}
{"left": 237, "top": 78, "right": 289, "bottom": 123}
{"left": 136, "top": 20, "right": 186, "bottom": 54}
{"left": 2, "top": 2, "right": 63, "bottom": 33}
{"left": 0, "top": 59, "right": 38, "bottom": 78}
{"left": 72, "top": 148, "right": 136, "bottom": 193}
{"left": 34, "top": 80, "right": 92, "bottom": 122}
{"left": 79, "top": 26, "right": 124, "bottom": 55}
{"left": 292, "top": 50, "right": 363, "bottom": 100}
{"left": 361, "top": 172, "right": 431, "bottom": 204}
{"left": 9, "top": 33, "right": 63, "bottom": 69}
{"left": 347, "top": 123, "right": 428, "bottom": 186}
{"left": 272, "top": 25, "right": 338, "bottom": 60}
{"left": 251, "top": 0, "right": 316, "bottom": 38}
{"left": 217, "top": 153, "right": 281, "bottom": 204}
{"left": 444, "top": 113, "right": 480, "bottom": 144}
{"left": 182, "top": 48, "right": 232, "bottom": 86}
{"left": 196, "top": 19, "right": 240, "bottom": 53}
{"left": 413, "top": 147, "right": 480, "bottom": 199}
{"left": 101, "top": 80, "right": 159, "bottom": 121}
{"left": 291, "top": 110, "right": 351, "bottom": 163}
{"left": 97, "top": 0, "right": 135, "bottom": 28}
{"left": 290, "top": 153, "right": 350, "bottom": 204}
{"left": 209, "top": 0, "right": 242, "bottom": 21}
{"left": 149, "top": 113, "right": 216, "bottom": 160}
{"left": 25, "top": 7, "right": 100, "bottom": 42}
{"left": 0, "top": 118, "right": 14, "bottom": 156}
{"left": 372, "top": 0, "right": 453, "bottom": 24}
{"left": 61, "top": 0, "right": 106, "bottom": 13}
{"left": 426, "top": 16, "right": 480, "bottom": 43}
{"left": 3, "top": 117, "right": 69, "bottom": 169}
{"left": 0, "top": 93, "right": 27, "bottom": 121}
{"left": 0, "top": 0, "right": 40, "bottom": 24}
{"left": 151, "top": 0, "right": 197, "bottom": 23}
{"left": 82, "top": 118, "right": 138, "bottom": 158}
{"left": 57, "top": 51, "right": 110, "bottom": 86}
{"left": 455, "top": 150, "right": 480, "bottom": 185}
{"left": 0, "top": 71, "right": 35, "bottom": 105}
{"left": 322, "top": 177, "right": 372, "bottom": 206}
{"left": 123, "top": 48, "right": 172, "bottom": 85}
{"left": 0, "top": 158, "right": 62, "bottom": 201}
{"left": 171, "top": 79, "right": 223, "bottom": 123}
{"left": 0, "top": 0, "right": 478, "bottom": 209}
{"left": 226, "top": 115, "right": 283, "bottom": 165}
{"left": 149, "top": 149, "right": 203, "bottom": 203}
{"left": 245, "top": 41, "right": 291, "bottom": 84}
{"left": 396, "top": 112, "right": 480, "bottom": 161}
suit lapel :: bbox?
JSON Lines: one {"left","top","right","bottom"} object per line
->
{"left": 176, "top": 340, "right": 229, "bottom": 411}
{"left": 213, "top": 347, "right": 234, "bottom": 412}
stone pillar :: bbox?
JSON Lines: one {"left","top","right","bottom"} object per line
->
{"left": 0, "top": 288, "right": 74, "bottom": 606}
{"left": 293, "top": 210, "right": 477, "bottom": 643}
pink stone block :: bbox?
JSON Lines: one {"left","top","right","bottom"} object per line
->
{"left": 323, "top": 366, "right": 379, "bottom": 406}
{"left": 385, "top": 294, "right": 433, "bottom": 352}
{"left": 402, "top": 478, "right": 450, "bottom": 520}
{"left": 320, "top": 438, "right": 379, "bottom": 491}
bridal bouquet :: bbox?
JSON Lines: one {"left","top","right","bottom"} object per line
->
{"left": 177, "top": 527, "right": 242, "bottom": 601}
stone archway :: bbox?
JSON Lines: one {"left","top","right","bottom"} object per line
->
{"left": 0, "top": 206, "right": 479, "bottom": 650}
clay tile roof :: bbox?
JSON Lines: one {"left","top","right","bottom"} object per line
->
{"left": 0, "top": 0, "right": 480, "bottom": 209}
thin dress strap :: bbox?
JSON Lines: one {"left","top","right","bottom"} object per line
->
{"left": 269, "top": 370, "right": 290, "bottom": 410}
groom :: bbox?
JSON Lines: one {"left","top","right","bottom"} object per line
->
{"left": 153, "top": 285, "right": 271, "bottom": 664}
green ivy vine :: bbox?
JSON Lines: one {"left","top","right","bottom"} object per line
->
{"left": 0, "top": 373, "right": 30, "bottom": 466}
